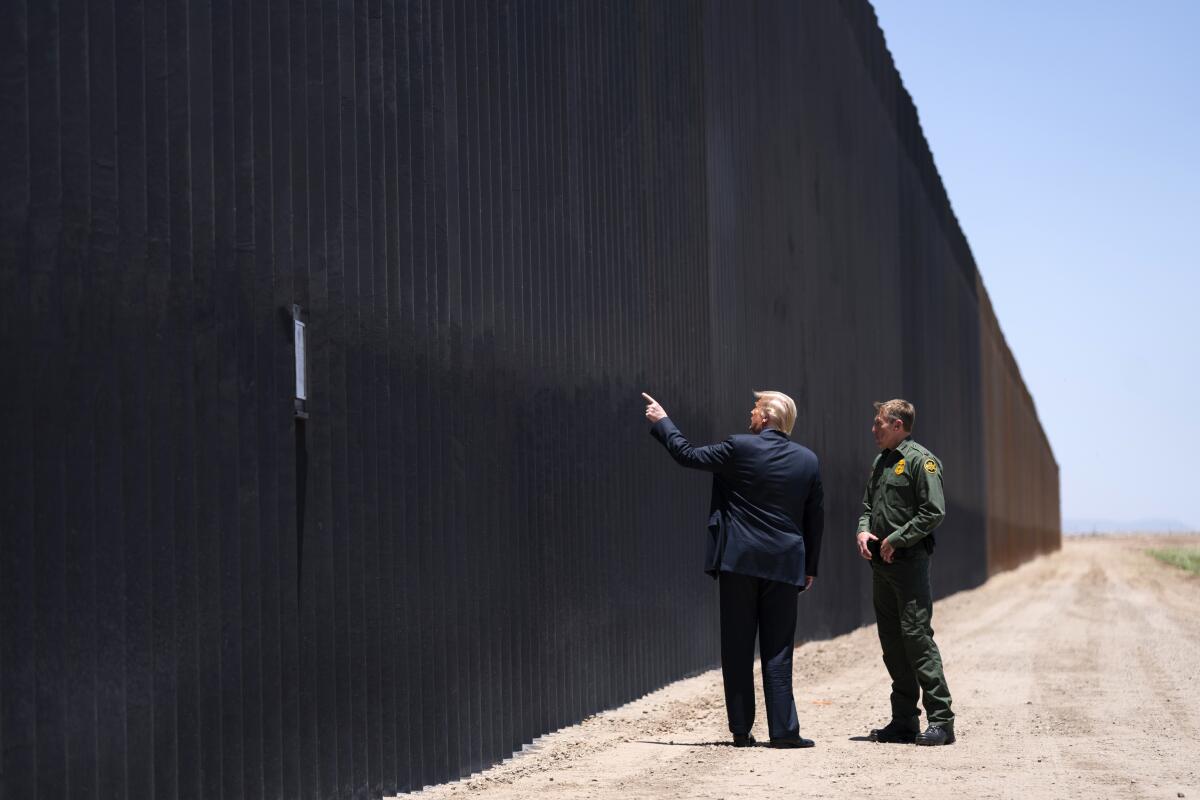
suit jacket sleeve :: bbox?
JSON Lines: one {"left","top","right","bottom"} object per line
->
{"left": 803, "top": 468, "right": 824, "bottom": 577}
{"left": 649, "top": 417, "right": 735, "bottom": 472}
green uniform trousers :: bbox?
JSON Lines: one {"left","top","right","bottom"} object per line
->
{"left": 871, "top": 549, "right": 954, "bottom": 729}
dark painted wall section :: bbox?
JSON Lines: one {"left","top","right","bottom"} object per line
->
{"left": 699, "top": 1, "right": 991, "bottom": 635}
{"left": 0, "top": 1, "right": 1057, "bottom": 798}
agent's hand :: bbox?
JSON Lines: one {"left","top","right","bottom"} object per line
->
{"left": 856, "top": 531, "right": 878, "bottom": 560}
{"left": 642, "top": 392, "right": 667, "bottom": 424}
{"left": 880, "top": 537, "right": 896, "bottom": 564}
{"left": 799, "top": 575, "right": 815, "bottom": 593}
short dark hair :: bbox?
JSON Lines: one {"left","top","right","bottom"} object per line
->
{"left": 874, "top": 399, "right": 915, "bottom": 432}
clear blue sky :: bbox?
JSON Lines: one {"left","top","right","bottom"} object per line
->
{"left": 870, "top": 0, "right": 1200, "bottom": 531}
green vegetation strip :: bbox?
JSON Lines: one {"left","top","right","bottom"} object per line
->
{"left": 1147, "top": 547, "right": 1200, "bottom": 576}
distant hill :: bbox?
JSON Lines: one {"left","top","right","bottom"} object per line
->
{"left": 1064, "top": 517, "right": 1197, "bottom": 535}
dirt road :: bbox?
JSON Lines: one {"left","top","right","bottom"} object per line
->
{"left": 406, "top": 536, "right": 1200, "bottom": 799}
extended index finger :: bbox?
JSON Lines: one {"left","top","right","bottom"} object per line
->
{"left": 641, "top": 392, "right": 657, "bottom": 404}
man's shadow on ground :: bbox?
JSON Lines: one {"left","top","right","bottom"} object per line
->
{"left": 637, "top": 737, "right": 878, "bottom": 747}
{"left": 634, "top": 740, "right": 768, "bottom": 748}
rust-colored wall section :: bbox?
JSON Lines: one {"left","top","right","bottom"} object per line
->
{"left": 978, "top": 277, "right": 1062, "bottom": 574}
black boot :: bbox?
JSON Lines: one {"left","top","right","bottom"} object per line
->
{"left": 732, "top": 733, "right": 756, "bottom": 747}
{"left": 915, "top": 723, "right": 955, "bottom": 746}
{"left": 868, "top": 720, "right": 918, "bottom": 744}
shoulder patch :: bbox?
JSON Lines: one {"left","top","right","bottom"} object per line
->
{"left": 894, "top": 459, "right": 906, "bottom": 476}
{"left": 924, "top": 460, "right": 938, "bottom": 475}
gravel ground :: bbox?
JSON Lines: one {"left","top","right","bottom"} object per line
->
{"left": 403, "top": 535, "right": 1200, "bottom": 800}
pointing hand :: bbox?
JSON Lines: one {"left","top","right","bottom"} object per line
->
{"left": 642, "top": 392, "right": 667, "bottom": 424}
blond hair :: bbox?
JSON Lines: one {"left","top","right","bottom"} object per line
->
{"left": 754, "top": 391, "right": 797, "bottom": 435}
{"left": 874, "top": 398, "right": 915, "bottom": 432}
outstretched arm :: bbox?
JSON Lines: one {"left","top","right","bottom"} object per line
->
{"left": 643, "top": 392, "right": 735, "bottom": 472}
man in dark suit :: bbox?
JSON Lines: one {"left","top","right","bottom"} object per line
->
{"left": 643, "top": 390, "right": 824, "bottom": 748}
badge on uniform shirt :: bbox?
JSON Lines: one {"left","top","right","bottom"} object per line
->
{"left": 924, "top": 460, "right": 937, "bottom": 475}
{"left": 894, "top": 459, "right": 905, "bottom": 476}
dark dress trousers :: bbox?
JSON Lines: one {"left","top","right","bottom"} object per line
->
{"left": 650, "top": 417, "right": 824, "bottom": 739}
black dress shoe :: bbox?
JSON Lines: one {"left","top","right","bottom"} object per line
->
{"left": 768, "top": 736, "right": 815, "bottom": 749}
{"left": 732, "top": 733, "right": 756, "bottom": 747}
{"left": 868, "top": 720, "right": 918, "bottom": 744}
{"left": 915, "top": 724, "right": 955, "bottom": 746}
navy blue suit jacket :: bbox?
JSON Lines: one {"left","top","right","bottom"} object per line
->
{"left": 651, "top": 417, "right": 824, "bottom": 587}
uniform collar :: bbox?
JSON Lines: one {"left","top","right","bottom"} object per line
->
{"left": 884, "top": 436, "right": 913, "bottom": 456}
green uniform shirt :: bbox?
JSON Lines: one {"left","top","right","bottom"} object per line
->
{"left": 857, "top": 437, "right": 946, "bottom": 550}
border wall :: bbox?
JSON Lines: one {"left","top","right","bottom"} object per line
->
{"left": 0, "top": 1, "right": 1059, "bottom": 797}
{"left": 978, "top": 280, "right": 1061, "bottom": 574}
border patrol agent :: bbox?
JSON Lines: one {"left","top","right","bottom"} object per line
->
{"left": 856, "top": 399, "right": 955, "bottom": 746}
